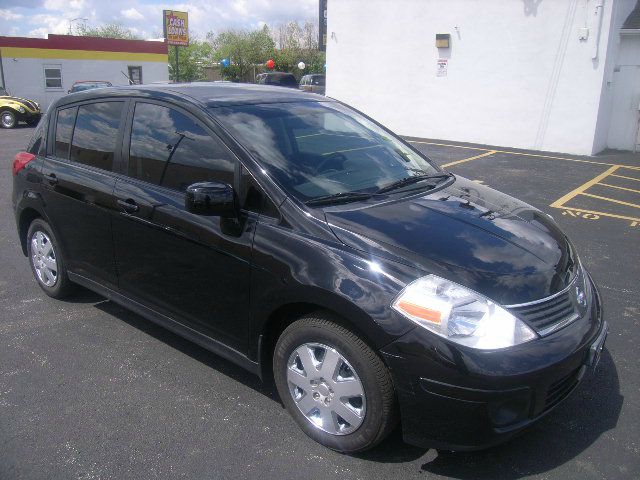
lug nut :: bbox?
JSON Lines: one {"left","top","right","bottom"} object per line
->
{"left": 324, "top": 398, "right": 331, "bottom": 405}
{"left": 313, "top": 392, "right": 320, "bottom": 400}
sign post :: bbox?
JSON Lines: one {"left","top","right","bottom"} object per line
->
{"left": 163, "top": 10, "right": 189, "bottom": 82}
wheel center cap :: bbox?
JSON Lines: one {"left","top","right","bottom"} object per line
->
{"left": 317, "top": 383, "right": 330, "bottom": 397}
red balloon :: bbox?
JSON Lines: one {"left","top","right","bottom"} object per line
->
{"left": 266, "top": 59, "right": 275, "bottom": 70}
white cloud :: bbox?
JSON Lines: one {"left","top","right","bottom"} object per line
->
{"left": 2, "top": 0, "right": 319, "bottom": 39}
{"left": 121, "top": 7, "right": 143, "bottom": 21}
{"left": 0, "top": 9, "right": 22, "bottom": 20}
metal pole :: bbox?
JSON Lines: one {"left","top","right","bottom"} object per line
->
{"left": 175, "top": 45, "right": 180, "bottom": 83}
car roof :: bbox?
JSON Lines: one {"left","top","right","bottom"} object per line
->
{"left": 72, "top": 80, "right": 112, "bottom": 84}
{"left": 56, "top": 82, "right": 330, "bottom": 108}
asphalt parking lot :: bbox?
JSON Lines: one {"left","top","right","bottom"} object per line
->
{"left": 1, "top": 126, "right": 638, "bottom": 480}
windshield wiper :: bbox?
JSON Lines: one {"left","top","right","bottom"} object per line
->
{"left": 376, "top": 172, "right": 452, "bottom": 194}
{"left": 305, "top": 191, "right": 375, "bottom": 206}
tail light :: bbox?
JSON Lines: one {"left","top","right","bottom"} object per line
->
{"left": 12, "top": 152, "right": 36, "bottom": 176}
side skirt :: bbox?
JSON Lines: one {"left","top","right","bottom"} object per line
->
{"left": 68, "top": 272, "right": 261, "bottom": 377}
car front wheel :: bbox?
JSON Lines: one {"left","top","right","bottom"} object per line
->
{"left": 273, "top": 314, "right": 397, "bottom": 453}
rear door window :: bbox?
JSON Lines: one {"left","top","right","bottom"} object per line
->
{"left": 54, "top": 107, "right": 76, "bottom": 158}
{"left": 70, "top": 102, "right": 124, "bottom": 171}
{"left": 128, "top": 102, "right": 236, "bottom": 191}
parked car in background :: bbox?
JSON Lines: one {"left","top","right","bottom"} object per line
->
{"left": 299, "top": 74, "right": 325, "bottom": 95}
{"left": 256, "top": 72, "right": 298, "bottom": 88}
{"left": 12, "top": 83, "right": 607, "bottom": 454}
{"left": 68, "top": 81, "right": 113, "bottom": 94}
{"left": 0, "top": 86, "right": 41, "bottom": 128}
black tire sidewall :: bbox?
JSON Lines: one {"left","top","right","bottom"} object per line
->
{"left": 26, "top": 219, "right": 70, "bottom": 298}
{"left": 274, "top": 318, "right": 391, "bottom": 453}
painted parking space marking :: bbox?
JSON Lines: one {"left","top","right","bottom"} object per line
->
{"left": 441, "top": 150, "right": 496, "bottom": 168}
{"left": 550, "top": 166, "right": 640, "bottom": 225}
{"left": 407, "top": 140, "right": 640, "bottom": 170}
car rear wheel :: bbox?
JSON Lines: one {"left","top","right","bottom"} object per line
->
{"left": 273, "top": 313, "right": 397, "bottom": 453}
{"left": 1, "top": 110, "right": 16, "bottom": 129}
{"left": 27, "top": 218, "right": 75, "bottom": 298}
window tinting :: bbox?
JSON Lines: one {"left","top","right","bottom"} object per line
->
{"left": 55, "top": 107, "right": 76, "bottom": 158}
{"left": 128, "top": 103, "right": 235, "bottom": 191}
{"left": 70, "top": 102, "right": 123, "bottom": 171}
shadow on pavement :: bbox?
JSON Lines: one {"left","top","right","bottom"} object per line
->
{"left": 92, "top": 295, "right": 622, "bottom": 474}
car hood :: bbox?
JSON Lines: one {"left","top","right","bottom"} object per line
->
{"left": 324, "top": 177, "right": 578, "bottom": 305}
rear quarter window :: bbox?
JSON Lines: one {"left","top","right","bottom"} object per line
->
{"left": 54, "top": 107, "right": 77, "bottom": 158}
{"left": 27, "top": 114, "right": 48, "bottom": 155}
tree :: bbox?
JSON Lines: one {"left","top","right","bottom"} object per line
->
{"left": 208, "top": 27, "right": 275, "bottom": 82}
{"left": 75, "top": 23, "right": 140, "bottom": 40}
{"left": 168, "top": 39, "right": 214, "bottom": 82}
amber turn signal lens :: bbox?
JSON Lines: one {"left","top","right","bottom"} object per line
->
{"left": 396, "top": 300, "right": 442, "bottom": 324}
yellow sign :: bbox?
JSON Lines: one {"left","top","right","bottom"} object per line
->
{"left": 163, "top": 10, "right": 189, "bottom": 46}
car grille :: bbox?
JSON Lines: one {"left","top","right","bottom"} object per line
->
{"left": 506, "top": 267, "right": 588, "bottom": 336}
{"left": 543, "top": 367, "right": 582, "bottom": 412}
{"left": 507, "top": 289, "right": 578, "bottom": 334}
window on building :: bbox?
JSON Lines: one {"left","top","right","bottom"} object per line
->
{"left": 54, "top": 107, "right": 77, "bottom": 158}
{"left": 128, "top": 66, "right": 142, "bottom": 85}
{"left": 44, "top": 65, "right": 62, "bottom": 89}
{"left": 69, "top": 102, "right": 124, "bottom": 171}
{"left": 128, "top": 102, "right": 236, "bottom": 191}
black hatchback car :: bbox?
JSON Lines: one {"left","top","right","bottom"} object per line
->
{"left": 12, "top": 83, "right": 607, "bottom": 453}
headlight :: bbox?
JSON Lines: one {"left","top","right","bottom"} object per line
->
{"left": 18, "top": 106, "right": 25, "bottom": 113}
{"left": 391, "top": 275, "right": 537, "bottom": 349}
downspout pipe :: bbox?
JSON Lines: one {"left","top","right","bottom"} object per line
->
{"left": 592, "top": 0, "right": 605, "bottom": 60}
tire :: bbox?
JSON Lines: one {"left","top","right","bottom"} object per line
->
{"left": 1, "top": 110, "right": 17, "bottom": 129}
{"left": 273, "top": 313, "right": 397, "bottom": 453}
{"left": 26, "top": 218, "right": 75, "bottom": 299}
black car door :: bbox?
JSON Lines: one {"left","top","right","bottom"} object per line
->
{"left": 40, "top": 100, "right": 126, "bottom": 289}
{"left": 112, "top": 100, "right": 256, "bottom": 352}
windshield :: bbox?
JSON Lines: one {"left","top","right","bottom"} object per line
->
{"left": 213, "top": 101, "right": 440, "bottom": 201}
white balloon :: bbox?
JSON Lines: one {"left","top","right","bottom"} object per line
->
{"left": 297, "top": 62, "right": 305, "bottom": 70}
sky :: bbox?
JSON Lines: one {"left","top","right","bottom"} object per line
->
{"left": 0, "top": 0, "right": 318, "bottom": 39}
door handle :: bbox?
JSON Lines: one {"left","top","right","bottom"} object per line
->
{"left": 45, "top": 173, "right": 58, "bottom": 185}
{"left": 117, "top": 198, "right": 139, "bottom": 213}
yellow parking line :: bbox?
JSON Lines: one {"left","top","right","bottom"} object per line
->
{"left": 408, "top": 140, "right": 640, "bottom": 170}
{"left": 611, "top": 174, "right": 640, "bottom": 182}
{"left": 559, "top": 206, "right": 640, "bottom": 222}
{"left": 580, "top": 192, "right": 640, "bottom": 209}
{"left": 550, "top": 165, "right": 620, "bottom": 208}
{"left": 441, "top": 150, "right": 496, "bottom": 168}
{"left": 598, "top": 183, "right": 640, "bottom": 194}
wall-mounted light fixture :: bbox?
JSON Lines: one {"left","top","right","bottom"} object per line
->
{"left": 436, "top": 33, "right": 450, "bottom": 48}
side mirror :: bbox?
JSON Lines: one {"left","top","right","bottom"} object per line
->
{"left": 185, "top": 181, "right": 236, "bottom": 217}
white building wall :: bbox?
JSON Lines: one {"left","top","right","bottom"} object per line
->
{"left": 326, "top": 0, "right": 624, "bottom": 155}
{"left": 2, "top": 57, "right": 168, "bottom": 110}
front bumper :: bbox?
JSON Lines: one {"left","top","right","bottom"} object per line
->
{"left": 380, "top": 279, "right": 606, "bottom": 451}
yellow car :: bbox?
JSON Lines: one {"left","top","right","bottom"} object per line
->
{"left": 0, "top": 87, "right": 41, "bottom": 129}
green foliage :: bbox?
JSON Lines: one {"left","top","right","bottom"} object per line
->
{"left": 75, "top": 23, "right": 140, "bottom": 40}
{"left": 210, "top": 22, "right": 325, "bottom": 82}
{"left": 168, "top": 39, "right": 214, "bottom": 82}
{"left": 208, "top": 26, "right": 275, "bottom": 82}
